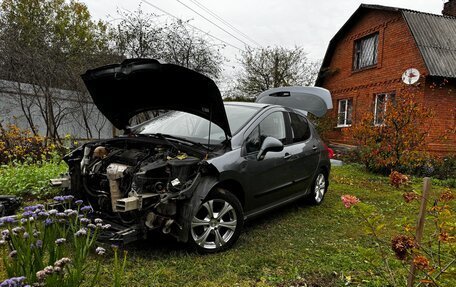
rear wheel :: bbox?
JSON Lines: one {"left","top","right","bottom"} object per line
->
{"left": 307, "top": 170, "right": 328, "bottom": 205}
{"left": 189, "top": 189, "right": 243, "bottom": 253}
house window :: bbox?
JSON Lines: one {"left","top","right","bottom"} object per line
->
{"left": 337, "top": 99, "right": 353, "bottom": 127}
{"left": 374, "top": 92, "right": 396, "bottom": 126}
{"left": 353, "top": 33, "right": 379, "bottom": 70}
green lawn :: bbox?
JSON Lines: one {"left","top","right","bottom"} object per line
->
{"left": 93, "top": 164, "right": 455, "bottom": 287}
{"left": 1, "top": 164, "right": 454, "bottom": 286}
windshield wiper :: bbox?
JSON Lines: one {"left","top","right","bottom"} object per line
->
{"left": 148, "top": 133, "right": 210, "bottom": 150}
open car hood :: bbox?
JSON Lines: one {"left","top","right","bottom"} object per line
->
{"left": 81, "top": 59, "right": 231, "bottom": 137}
{"left": 256, "top": 86, "right": 333, "bottom": 117}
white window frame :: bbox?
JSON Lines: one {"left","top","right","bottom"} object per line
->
{"left": 374, "top": 92, "right": 395, "bottom": 126}
{"left": 337, "top": 99, "right": 352, "bottom": 127}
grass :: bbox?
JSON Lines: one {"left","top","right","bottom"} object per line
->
{"left": 90, "top": 164, "right": 455, "bottom": 287}
{"left": 0, "top": 160, "right": 67, "bottom": 198}
{"left": 1, "top": 163, "right": 454, "bottom": 286}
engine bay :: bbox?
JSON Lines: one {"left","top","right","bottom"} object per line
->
{"left": 64, "top": 137, "right": 212, "bottom": 241}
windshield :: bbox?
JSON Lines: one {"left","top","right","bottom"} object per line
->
{"left": 134, "top": 104, "right": 260, "bottom": 144}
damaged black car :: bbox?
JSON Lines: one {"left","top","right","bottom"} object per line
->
{"left": 57, "top": 59, "right": 333, "bottom": 253}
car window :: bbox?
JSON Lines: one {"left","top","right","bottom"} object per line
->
{"left": 290, "top": 112, "right": 311, "bottom": 143}
{"left": 245, "top": 112, "right": 286, "bottom": 153}
{"left": 133, "top": 105, "right": 260, "bottom": 144}
{"left": 245, "top": 126, "right": 261, "bottom": 154}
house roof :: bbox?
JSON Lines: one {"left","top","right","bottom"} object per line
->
{"left": 316, "top": 4, "right": 456, "bottom": 86}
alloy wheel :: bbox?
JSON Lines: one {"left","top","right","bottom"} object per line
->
{"left": 314, "top": 173, "right": 326, "bottom": 203}
{"left": 190, "top": 199, "right": 238, "bottom": 250}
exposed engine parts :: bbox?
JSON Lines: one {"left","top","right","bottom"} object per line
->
{"left": 63, "top": 138, "right": 209, "bottom": 243}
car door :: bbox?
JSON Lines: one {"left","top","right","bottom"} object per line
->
{"left": 284, "top": 112, "right": 320, "bottom": 194}
{"left": 240, "top": 111, "right": 296, "bottom": 211}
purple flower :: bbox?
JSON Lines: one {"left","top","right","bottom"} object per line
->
{"left": 0, "top": 240, "right": 6, "bottom": 246}
{"left": 37, "top": 211, "right": 49, "bottom": 218}
{"left": 36, "top": 240, "right": 43, "bottom": 248}
{"left": 94, "top": 218, "right": 103, "bottom": 224}
{"left": 20, "top": 218, "right": 28, "bottom": 224}
{"left": 56, "top": 212, "right": 67, "bottom": 218}
{"left": 80, "top": 218, "right": 91, "bottom": 225}
{"left": 87, "top": 223, "right": 96, "bottom": 229}
{"left": 21, "top": 211, "right": 34, "bottom": 218}
{"left": 75, "top": 228, "right": 87, "bottom": 237}
{"left": 1, "top": 216, "right": 16, "bottom": 224}
{"left": 80, "top": 205, "right": 93, "bottom": 213}
{"left": 96, "top": 246, "right": 106, "bottom": 255}
{"left": 53, "top": 196, "right": 65, "bottom": 202}
{"left": 23, "top": 232, "right": 29, "bottom": 239}
{"left": 75, "top": 199, "right": 83, "bottom": 205}
{"left": 44, "top": 218, "right": 53, "bottom": 226}
{"left": 55, "top": 238, "right": 66, "bottom": 245}
{"left": 0, "top": 276, "right": 26, "bottom": 287}
{"left": 24, "top": 204, "right": 44, "bottom": 212}
{"left": 102, "top": 224, "right": 111, "bottom": 230}
{"left": 48, "top": 209, "right": 58, "bottom": 215}
{"left": 63, "top": 195, "right": 74, "bottom": 201}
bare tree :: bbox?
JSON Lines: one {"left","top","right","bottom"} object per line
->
{"left": 0, "top": 0, "right": 116, "bottom": 142}
{"left": 236, "top": 46, "right": 321, "bottom": 97}
{"left": 111, "top": 7, "right": 224, "bottom": 80}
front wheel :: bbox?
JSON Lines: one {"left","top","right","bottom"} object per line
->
{"left": 189, "top": 189, "right": 243, "bottom": 253}
{"left": 307, "top": 170, "right": 328, "bottom": 205}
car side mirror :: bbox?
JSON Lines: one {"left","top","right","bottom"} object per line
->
{"left": 257, "top": 137, "right": 284, "bottom": 161}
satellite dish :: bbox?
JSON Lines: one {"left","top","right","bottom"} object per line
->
{"left": 402, "top": 68, "right": 420, "bottom": 85}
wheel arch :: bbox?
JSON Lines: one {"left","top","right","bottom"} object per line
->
{"left": 213, "top": 179, "right": 245, "bottom": 209}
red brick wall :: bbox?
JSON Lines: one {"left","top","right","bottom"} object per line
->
{"left": 424, "top": 78, "right": 456, "bottom": 154}
{"left": 320, "top": 9, "right": 456, "bottom": 154}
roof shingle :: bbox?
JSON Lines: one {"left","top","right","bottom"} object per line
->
{"left": 403, "top": 10, "right": 456, "bottom": 78}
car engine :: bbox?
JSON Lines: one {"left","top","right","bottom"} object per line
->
{"left": 63, "top": 137, "right": 210, "bottom": 241}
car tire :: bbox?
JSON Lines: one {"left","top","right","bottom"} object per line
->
{"left": 188, "top": 188, "right": 244, "bottom": 253}
{"left": 307, "top": 170, "right": 328, "bottom": 205}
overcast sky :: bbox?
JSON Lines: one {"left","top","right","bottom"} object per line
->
{"left": 80, "top": 0, "right": 446, "bottom": 76}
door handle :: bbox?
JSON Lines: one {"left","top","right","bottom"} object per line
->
{"left": 283, "top": 153, "right": 292, "bottom": 160}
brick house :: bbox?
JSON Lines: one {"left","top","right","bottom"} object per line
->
{"left": 316, "top": 2, "right": 456, "bottom": 154}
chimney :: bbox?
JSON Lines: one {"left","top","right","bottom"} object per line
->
{"left": 443, "top": 0, "right": 456, "bottom": 17}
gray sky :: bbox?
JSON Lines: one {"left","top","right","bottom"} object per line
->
{"left": 80, "top": 0, "right": 445, "bottom": 76}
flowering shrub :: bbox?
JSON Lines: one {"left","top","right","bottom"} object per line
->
{"left": 389, "top": 170, "right": 409, "bottom": 188}
{"left": 342, "top": 189, "right": 456, "bottom": 286}
{"left": 0, "top": 196, "right": 113, "bottom": 286}
{"left": 350, "top": 86, "right": 433, "bottom": 174}
{"left": 0, "top": 123, "right": 60, "bottom": 165}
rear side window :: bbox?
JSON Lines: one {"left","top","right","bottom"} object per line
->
{"left": 290, "top": 113, "right": 311, "bottom": 143}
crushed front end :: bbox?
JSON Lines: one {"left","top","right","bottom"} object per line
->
{"left": 60, "top": 137, "right": 219, "bottom": 244}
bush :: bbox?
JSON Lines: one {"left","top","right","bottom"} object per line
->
{"left": 0, "top": 123, "right": 61, "bottom": 165}
{"left": 350, "top": 86, "right": 433, "bottom": 174}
